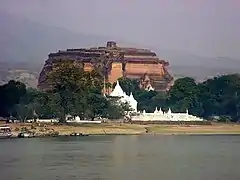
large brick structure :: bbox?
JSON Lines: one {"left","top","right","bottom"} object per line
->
{"left": 38, "top": 41, "right": 173, "bottom": 92}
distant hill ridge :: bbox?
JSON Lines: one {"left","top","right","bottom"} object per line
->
{"left": 0, "top": 11, "right": 240, "bottom": 87}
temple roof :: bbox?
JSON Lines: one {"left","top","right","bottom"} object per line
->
{"left": 47, "top": 41, "right": 169, "bottom": 64}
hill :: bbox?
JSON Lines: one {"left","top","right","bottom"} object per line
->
{"left": 0, "top": 12, "right": 240, "bottom": 86}
{"left": 0, "top": 12, "right": 110, "bottom": 87}
{"left": 0, "top": 12, "right": 111, "bottom": 63}
{"left": 156, "top": 49, "right": 240, "bottom": 81}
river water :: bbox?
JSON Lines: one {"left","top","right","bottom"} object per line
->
{"left": 0, "top": 135, "right": 239, "bottom": 180}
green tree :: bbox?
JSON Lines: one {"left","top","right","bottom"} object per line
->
{"left": 0, "top": 80, "right": 26, "bottom": 117}
{"left": 47, "top": 61, "right": 105, "bottom": 122}
{"left": 149, "top": 92, "right": 168, "bottom": 110}
{"left": 12, "top": 88, "right": 55, "bottom": 120}
{"left": 14, "top": 104, "right": 33, "bottom": 122}
{"left": 135, "top": 90, "right": 158, "bottom": 112}
{"left": 34, "top": 91, "right": 59, "bottom": 119}
{"left": 199, "top": 74, "right": 240, "bottom": 120}
{"left": 102, "top": 98, "right": 129, "bottom": 119}
{"left": 168, "top": 77, "right": 198, "bottom": 103}
{"left": 168, "top": 77, "right": 203, "bottom": 115}
{"left": 85, "top": 93, "right": 109, "bottom": 120}
{"left": 72, "top": 93, "right": 87, "bottom": 120}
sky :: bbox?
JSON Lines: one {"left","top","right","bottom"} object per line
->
{"left": 0, "top": 0, "right": 239, "bottom": 58}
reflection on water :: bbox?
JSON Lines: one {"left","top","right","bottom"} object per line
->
{"left": 0, "top": 135, "right": 240, "bottom": 180}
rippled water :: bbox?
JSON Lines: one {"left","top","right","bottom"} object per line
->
{"left": 0, "top": 135, "right": 240, "bottom": 180}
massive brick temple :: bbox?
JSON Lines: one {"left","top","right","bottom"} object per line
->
{"left": 38, "top": 41, "right": 173, "bottom": 92}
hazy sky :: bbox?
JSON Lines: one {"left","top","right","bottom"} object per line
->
{"left": 1, "top": 0, "right": 239, "bottom": 58}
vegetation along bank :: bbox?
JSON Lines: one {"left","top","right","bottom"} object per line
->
{"left": 1, "top": 61, "right": 240, "bottom": 123}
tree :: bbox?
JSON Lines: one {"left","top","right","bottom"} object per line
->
{"left": 14, "top": 103, "right": 34, "bottom": 122}
{"left": 48, "top": 61, "right": 86, "bottom": 93}
{"left": 102, "top": 98, "right": 127, "bottom": 119}
{"left": 135, "top": 90, "right": 158, "bottom": 112}
{"left": 199, "top": 74, "right": 240, "bottom": 120}
{"left": 149, "top": 92, "right": 168, "bottom": 110}
{"left": 165, "top": 74, "right": 240, "bottom": 120}
{"left": 46, "top": 61, "right": 106, "bottom": 122}
{"left": 0, "top": 80, "right": 26, "bottom": 117}
{"left": 168, "top": 77, "right": 198, "bottom": 103}
{"left": 85, "top": 93, "right": 109, "bottom": 120}
{"left": 167, "top": 77, "right": 204, "bottom": 115}
{"left": 105, "top": 82, "right": 112, "bottom": 94}
{"left": 11, "top": 88, "right": 55, "bottom": 120}
{"left": 34, "top": 92, "right": 59, "bottom": 119}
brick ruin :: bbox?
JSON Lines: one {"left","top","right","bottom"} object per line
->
{"left": 38, "top": 41, "right": 173, "bottom": 92}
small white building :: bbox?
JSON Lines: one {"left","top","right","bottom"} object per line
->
{"left": 66, "top": 116, "right": 102, "bottom": 124}
{"left": 132, "top": 107, "right": 205, "bottom": 122}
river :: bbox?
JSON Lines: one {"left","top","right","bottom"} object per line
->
{"left": 0, "top": 135, "right": 239, "bottom": 180}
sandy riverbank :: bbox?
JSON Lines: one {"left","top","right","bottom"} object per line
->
{"left": 3, "top": 122, "right": 240, "bottom": 136}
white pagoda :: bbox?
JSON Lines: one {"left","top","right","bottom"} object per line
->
{"left": 109, "top": 81, "right": 204, "bottom": 122}
{"left": 109, "top": 81, "right": 138, "bottom": 112}
{"left": 132, "top": 107, "right": 204, "bottom": 122}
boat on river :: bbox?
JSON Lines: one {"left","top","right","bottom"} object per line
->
{"left": 0, "top": 126, "right": 12, "bottom": 139}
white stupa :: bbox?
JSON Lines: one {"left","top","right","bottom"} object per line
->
{"left": 75, "top": 116, "right": 81, "bottom": 122}
{"left": 167, "top": 108, "right": 172, "bottom": 114}
{"left": 110, "top": 81, "right": 138, "bottom": 112}
{"left": 143, "top": 110, "right": 146, "bottom": 115}
{"left": 158, "top": 107, "right": 163, "bottom": 115}
{"left": 129, "top": 92, "right": 138, "bottom": 112}
{"left": 110, "top": 81, "right": 125, "bottom": 97}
